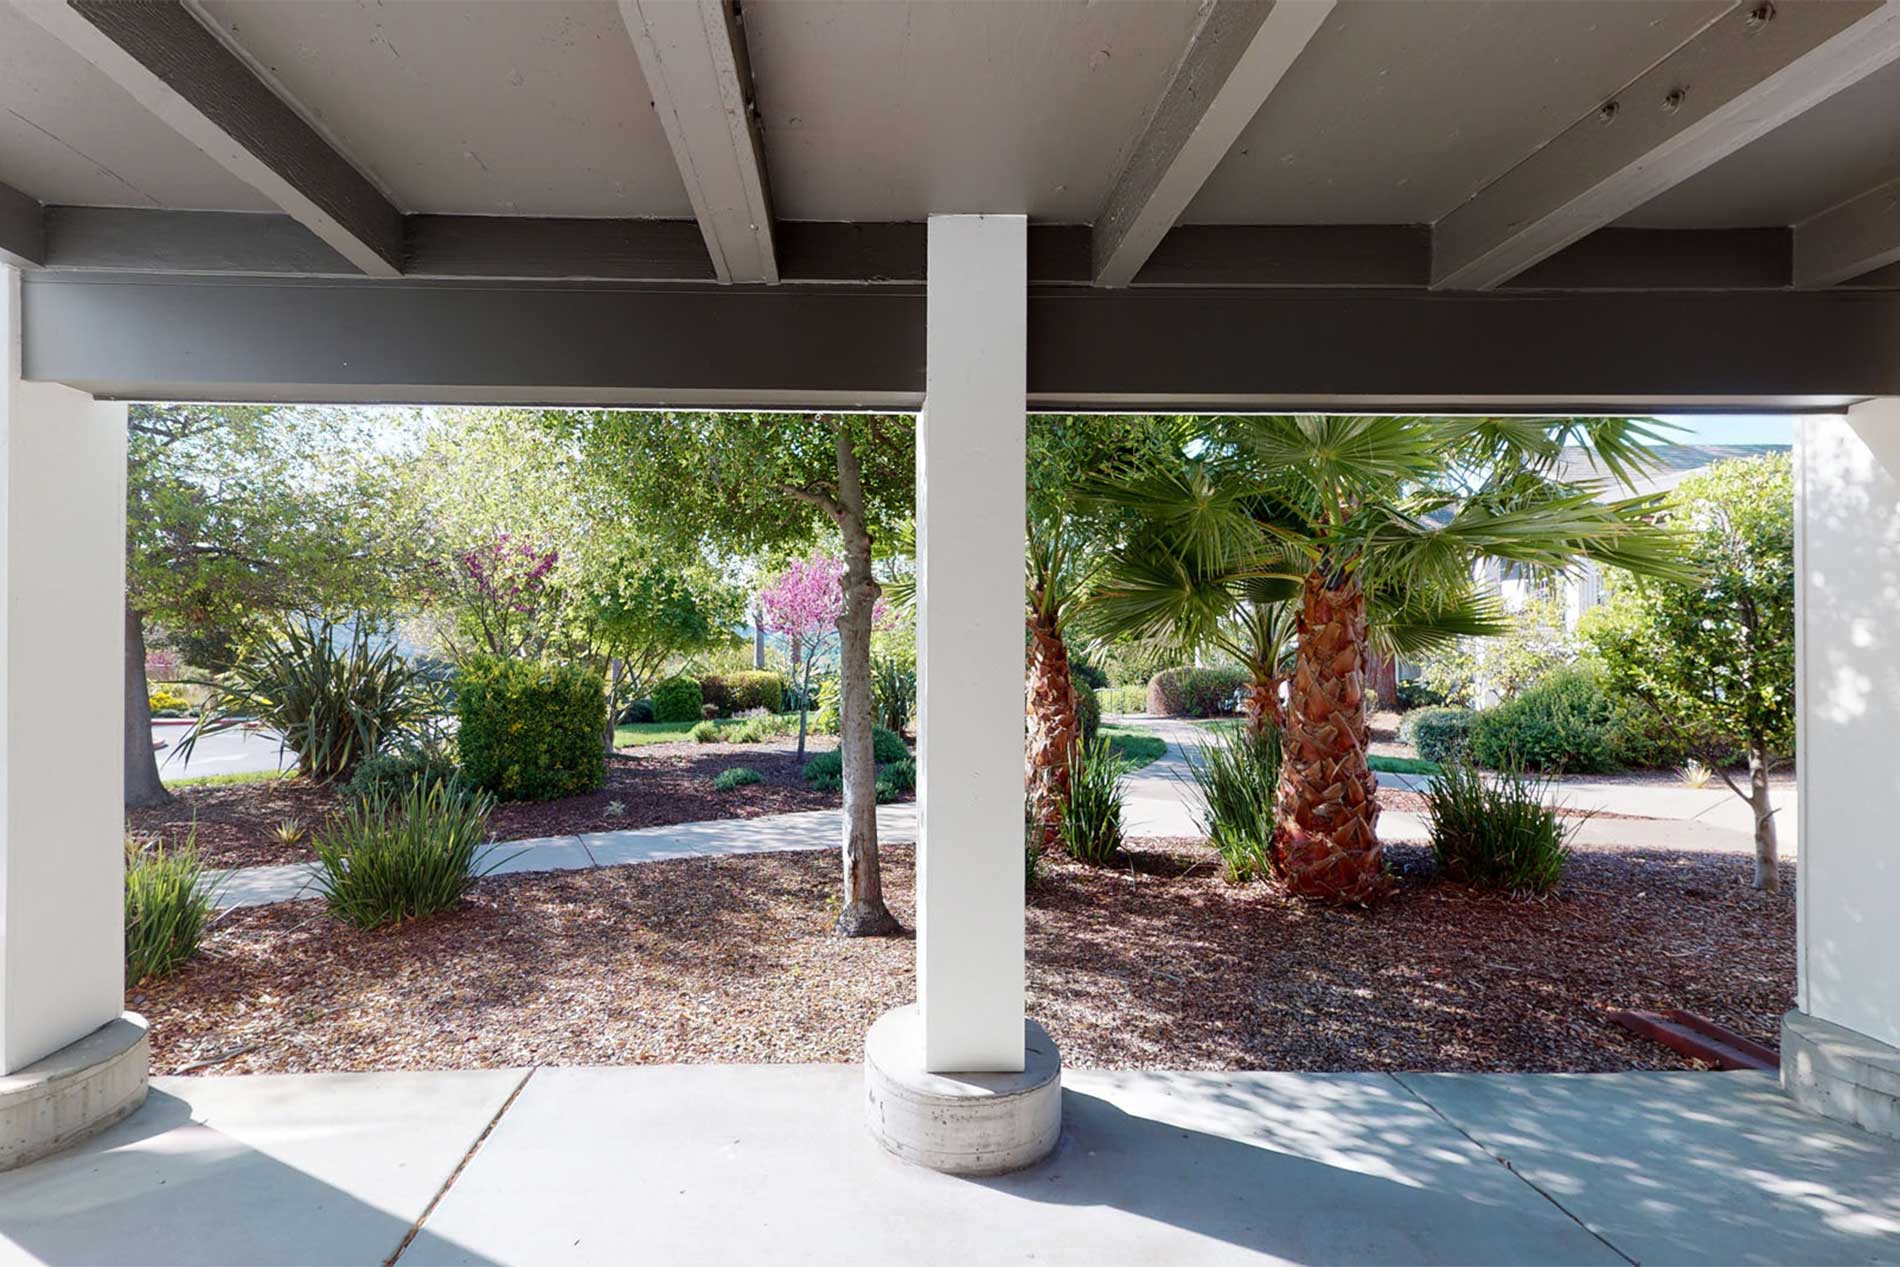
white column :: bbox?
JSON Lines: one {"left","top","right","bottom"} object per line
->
{"left": 916, "top": 215, "right": 1027, "bottom": 1073}
{"left": 0, "top": 265, "right": 128, "bottom": 1074}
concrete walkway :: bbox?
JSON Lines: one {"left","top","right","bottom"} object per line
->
{"left": 1, "top": 1064, "right": 1894, "bottom": 1265}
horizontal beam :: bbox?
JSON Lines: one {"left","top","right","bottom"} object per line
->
{"left": 1433, "top": 0, "right": 1900, "bottom": 290}
{"left": 1795, "top": 174, "right": 1900, "bottom": 287}
{"left": 1092, "top": 0, "right": 1334, "bottom": 287}
{"left": 0, "top": 179, "right": 43, "bottom": 269}
{"left": 20, "top": 271, "right": 1898, "bottom": 408}
{"left": 13, "top": 0, "right": 403, "bottom": 277}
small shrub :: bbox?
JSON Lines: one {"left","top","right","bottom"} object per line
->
{"left": 124, "top": 833, "right": 215, "bottom": 983}
{"left": 871, "top": 655, "right": 916, "bottom": 732}
{"left": 1147, "top": 666, "right": 1248, "bottom": 718}
{"left": 1401, "top": 706, "right": 1475, "bottom": 766}
{"left": 1058, "top": 735, "right": 1126, "bottom": 865}
{"left": 802, "top": 749, "right": 844, "bottom": 793}
{"left": 1423, "top": 758, "right": 1573, "bottom": 894}
{"left": 871, "top": 725, "right": 909, "bottom": 763}
{"left": 812, "top": 677, "right": 842, "bottom": 735}
{"left": 311, "top": 779, "right": 499, "bottom": 928}
{"left": 346, "top": 742, "right": 459, "bottom": 805}
{"left": 689, "top": 719, "right": 720, "bottom": 743}
{"left": 713, "top": 766, "right": 763, "bottom": 791}
{"left": 1394, "top": 679, "right": 1446, "bottom": 711}
{"left": 881, "top": 756, "right": 916, "bottom": 794}
{"left": 274, "top": 817, "right": 307, "bottom": 849}
{"left": 1679, "top": 758, "right": 1714, "bottom": 790}
{"left": 148, "top": 685, "right": 193, "bottom": 717}
{"left": 620, "top": 698, "right": 654, "bottom": 724}
{"left": 1184, "top": 723, "right": 1282, "bottom": 882}
{"left": 1098, "top": 684, "right": 1148, "bottom": 715}
{"left": 701, "top": 670, "right": 787, "bottom": 717}
{"left": 1073, "top": 678, "right": 1101, "bottom": 746}
{"left": 731, "top": 710, "right": 792, "bottom": 743}
{"left": 1469, "top": 667, "right": 1619, "bottom": 774}
{"left": 456, "top": 656, "right": 606, "bottom": 802}
{"left": 651, "top": 675, "right": 704, "bottom": 724}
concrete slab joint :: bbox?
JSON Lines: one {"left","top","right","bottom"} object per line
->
{"left": 0, "top": 1013, "right": 149, "bottom": 1171}
{"left": 1783, "top": 1010, "right": 1900, "bottom": 1140}
{"left": 864, "top": 1005, "right": 1061, "bottom": 1176}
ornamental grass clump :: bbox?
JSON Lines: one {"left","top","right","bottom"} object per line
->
{"left": 312, "top": 778, "right": 500, "bottom": 928}
{"left": 125, "top": 832, "right": 217, "bottom": 984}
{"left": 1184, "top": 723, "right": 1282, "bottom": 882}
{"left": 1058, "top": 734, "right": 1127, "bottom": 865}
{"left": 1423, "top": 757, "right": 1574, "bottom": 895}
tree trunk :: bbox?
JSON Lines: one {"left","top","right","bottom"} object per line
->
{"left": 1239, "top": 667, "right": 1283, "bottom": 739}
{"left": 752, "top": 603, "right": 767, "bottom": 670}
{"left": 831, "top": 427, "right": 899, "bottom": 936}
{"left": 1275, "top": 569, "right": 1387, "bottom": 904}
{"left": 795, "top": 648, "right": 813, "bottom": 761}
{"left": 603, "top": 658, "right": 622, "bottom": 755}
{"left": 1748, "top": 736, "right": 1780, "bottom": 892}
{"left": 124, "top": 602, "right": 172, "bottom": 809}
{"left": 1024, "top": 603, "right": 1078, "bottom": 851}
{"left": 1364, "top": 648, "right": 1399, "bottom": 714}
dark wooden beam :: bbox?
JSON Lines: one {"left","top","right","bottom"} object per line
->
{"left": 15, "top": 0, "right": 402, "bottom": 277}
{"left": 620, "top": 0, "right": 777, "bottom": 283}
{"left": 0, "top": 179, "right": 43, "bottom": 269}
{"left": 1432, "top": 0, "right": 1900, "bottom": 290}
{"left": 1505, "top": 228, "right": 1791, "bottom": 291}
{"left": 1795, "top": 172, "right": 1900, "bottom": 287}
{"left": 405, "top": 216, "right": 713, "bottom": 282}
{"left": 1092, "top": 0, "right": 1334, "bottom": 287}
{"left": 43, "top": 207, "right": 354, "bottom": 276}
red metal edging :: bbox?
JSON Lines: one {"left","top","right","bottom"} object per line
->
{"left": 1610, "top": 1009, "right": 1778, "bottom": 1072}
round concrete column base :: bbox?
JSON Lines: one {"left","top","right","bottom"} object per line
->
{"left": 1783, "top": 1009, "right": 1900, "bottom": 1140}
{"left": 864, "top": 1004, "right": 1061, "bottom": 1175}
{"left": 0, "top": 1012, "right": 149, "bottom": 1172}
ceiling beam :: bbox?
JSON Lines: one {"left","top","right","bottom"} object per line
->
{"left": 1795, "top": 174, "right": 1900, "bottom": 287}
{"left": 1092, "top": 0, "right": 1334, "bottom": 288}
{"left": 0, "top": 179, "right": 44, "bottom": 269}
{"left": 621, "top": 0, "right": 777, "bottom": 284}
{"left": 10, "top": 0, "right": 402, "bottom": 277}
{"left": 1432, "top": 0, "right": 1900, "bottom": 291}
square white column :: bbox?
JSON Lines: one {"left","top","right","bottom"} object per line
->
{"left": 1, "top": 266, "right": 128, "bottom": 1073}
{"left": 915, "top": 215, "right": 1027, "bottom": 1073}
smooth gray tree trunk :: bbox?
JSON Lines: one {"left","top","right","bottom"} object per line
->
{"left": 1748, "top": 737, "right": 1780, "bottom": 892}
{"left": 753, "top": 603, "right": 766, "bottom": 670}
{"left": 124, "top": 602, "right": 171, "bottom": 808}
{"left": 831, "top": 426, "right": 899, "bottom": 937}
{"left": 603, "top": 657, "right": 623, "bottom": 754}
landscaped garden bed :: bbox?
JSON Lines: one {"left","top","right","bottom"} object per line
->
{"left": 136, "top": 835, "right": 1793, "bottom": 1078}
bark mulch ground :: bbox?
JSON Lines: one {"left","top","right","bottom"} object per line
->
{"left": 128, "top": 735, "right": 891, "bottom": 870}
{"left": 137, "top": 837, "right": 1793, "bottom": 1078}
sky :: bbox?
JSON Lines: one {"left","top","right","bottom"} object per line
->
{"left": 1653, "top": 414, "right": 1794, "bottom": 445}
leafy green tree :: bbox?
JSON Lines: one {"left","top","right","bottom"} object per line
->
{"left": 557, "top": 411, "right": 913, "bottom": 937}
{"left": 1582, "top": 453, "right": 1794, "bottom": 890}
{"left": 126, "top": 405, "right": 414, "bottom": 806}
{"left": 1089, "top": 416, "right": 1686, "bottom": 904}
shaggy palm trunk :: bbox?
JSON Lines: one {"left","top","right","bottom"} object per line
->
{"left": 1025, "top": 603, "right": 1078, "bottom": 851}
{"left": 1275, "top": 569, "right": 1387, "bottom": 903}
{"left": 125, "top": 602, "right": 171, "bottom": 809}
{"left": 1239, "top": 668, "right": 1282, "bottom": 739}
{"left": 1747, "top": 737, "right": 1780, "bottom": 892}
{"left": 832, "top": 427, "right": 899, "bottom": 937}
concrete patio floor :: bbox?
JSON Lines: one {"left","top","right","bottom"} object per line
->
{"left": 1, "top": 1066, "right": 1894, "bottom": 1266}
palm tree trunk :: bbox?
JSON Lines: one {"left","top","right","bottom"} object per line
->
{"left": 832, "top": 426, "right": 899, "bottom": 937}
{"left": 1239, "top": 667, "right": 1282, "bottom": 740}
{"left": 1025, "top": 603, "right": 1078, "bottom": 851}
{"left": 125, "top": 602, "right": 172, "bottom": 808}
{"left": 1275, "top": 569, "right": 1387, "bottom": 903}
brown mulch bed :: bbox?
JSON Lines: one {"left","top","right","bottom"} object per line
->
{"left": 128, "top": 735, "right": 897, "bottom": 870}
{"left": 137, "top": 838, "right": 1794, "bottom": 1077}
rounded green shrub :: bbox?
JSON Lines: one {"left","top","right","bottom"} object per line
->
{"left": 346, "top": 743, "right": 459, "bottom": 805}
{"left": 802, "top": 749, "right": 844, "bottom": 792}
{"left": 1146, "top": 666, "right": 1247, "bottom": 718}
{"left": 651, "top": 675, "right": 704, "bottom": 724}
{"left": 455, "top": 656, "right": 606, "bottom": 802}
{"left": 701, "top": 670, "right": 786, "bottom": 716}
{"left": 689, "top": 719, "right": 720, "bottom": 743}
{"left": 713, "top": 766, "right": 763, "bottom": 791}
{"left": 871, "top": 725, "right": 908, "bottom": 763}
{"left": 1401, "top": 706, "right": 1475, "bottom": 766}
{"left": 1469, "top": 668, "right": 1620, "bottom": 775}
{"left": 881, "top": 756, "right": 916, "bottom": 794}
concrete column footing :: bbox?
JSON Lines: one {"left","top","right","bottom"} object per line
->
{"left": 1783, "top": 1009, "right": 1900, "bottom": 1140}
{"left": 0, "top": 1012, "right": 148, "bottom": 1171}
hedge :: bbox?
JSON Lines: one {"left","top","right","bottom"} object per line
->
{"left": 1146, "top": 666, "right": 1247, "bottom": 718}
{"left": 456, "top": 656, "right": 606, "bottom": 802}
{"left": 651, "top": 675, "right": 704, "bottom": 724}
{"left": 1400, "top": 706, "right": 1475, "bottom": 766}
{"left": 701, "top": 670, "right": 786, "bottom": 716}
{"left": 1468, "top": 668, "right": 1620, "bottom": 774}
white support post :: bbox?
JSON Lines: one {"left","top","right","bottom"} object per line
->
{"left": 915, "top": 215, "right": 1028, "bottom": 1073}
{"left": 0, "top": 265, "right": 134, "bottom": 1075}
{"left": 1783, "top": 403, "right": 1900, "bottom": 1139}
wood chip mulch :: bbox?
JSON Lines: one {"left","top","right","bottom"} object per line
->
{"left": 136, "top": 837, "right": 1793, "bottom": 1078}
{"left": 128, "top": 735, "right": 899, "bottom": 870}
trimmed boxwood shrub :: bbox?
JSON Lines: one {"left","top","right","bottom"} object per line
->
{"left": 871, "top": 725, "right": 908, "bottom": 763}
{"left": 1146, "top": 666, "right": 1247, "bottom": 718}
{"left": 700, "top": 670, "right": 787, "bottom": 716}
{"left": 456, "top": 656, "right": 606, "bottom": 802}
{"left": 1468, "top": 667, "right": 1620, "bottom": 774}
{"left": 1073, "top": 678, "right": 1101, "bottom": 744}
{"left": 1401, "top": 706, "right": 1475, "bottom": 765}
{"left": 346, "top": 743, "right": 458, "bottom": 805}
{"left": 651, "top": 675, "right": 704, "bottom": 724}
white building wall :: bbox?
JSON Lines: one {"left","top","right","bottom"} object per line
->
{"left": 0, "top": 266, "right": 127, "bottom": 1073}
{"left": 1797, "top": 406, "right": 1900, "bottom": 1051}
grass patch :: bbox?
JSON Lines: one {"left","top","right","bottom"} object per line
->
{"left": 615, "top": 714, "right": 803, "bottom": 747}
{"left": 163, "top": 768, "right": 293, "bottom": 789}
{"left": 1369, "top": 753, "right": 1440, "bottom": 776}
{"left": 1101, "top": 725, "right": 1167, "bottom": 771}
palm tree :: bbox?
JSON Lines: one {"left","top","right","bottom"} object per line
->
{"left": 1087, "top": 415, "right": 1685, "bottom": 904}
{"left": 1025, "top": 511, "right": 1099, "bottom": 849}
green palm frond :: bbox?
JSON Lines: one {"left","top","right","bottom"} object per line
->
{"left": 1367, "top": 582, "right": 1507, "bottom": 660}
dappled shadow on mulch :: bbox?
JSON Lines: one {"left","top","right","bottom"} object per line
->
{"left": 137, "top": 837, "right": 1793, "bottom": 1077}
{"left": 127, "top": 735, "right": 897, "bottom": 870}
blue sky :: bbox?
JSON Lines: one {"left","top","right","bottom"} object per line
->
{"left": 1653, "top": 414, "right": 1793, "bottom": 445}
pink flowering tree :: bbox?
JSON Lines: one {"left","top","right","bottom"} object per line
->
{"left": 456, "top": 532, "right": 561, "bottom": 658}
{"left": 759, "top": 555, "right": 847, "bottom": 759}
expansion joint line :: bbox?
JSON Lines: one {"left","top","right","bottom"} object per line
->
{"left": 384, "top": 1066, "right": 538, "bottom": 1266}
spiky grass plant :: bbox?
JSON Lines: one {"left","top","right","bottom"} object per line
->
{"left": 1423, "top": 757, "right": 1575, "bottom": 895}
{"left": 273, "top": 817, "right": 307, "bottom": 849}
{"left": 311, "top": 778, "right": 500, "bottom": 928}
{"left": 125, "top": 831, "right": 216, "bottom": 983}
{"left": 1183, "top": 723, "right": 1282, "bottom": 882}
{"left": 1058, "top": 734, "right": 1127, "bottom": 865}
